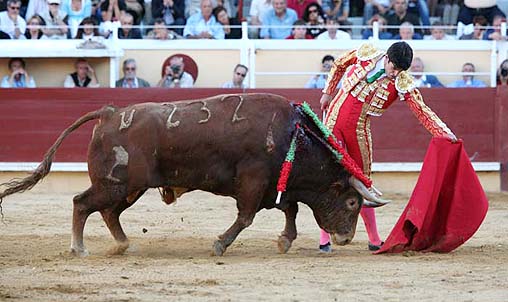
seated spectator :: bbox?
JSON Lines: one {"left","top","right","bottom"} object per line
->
{"left": 497, "top": 59, "right": 508, "bottom": 86}
{"left": 393, "top": 21, "right": 423, "bottom": 39}
{"left": 260, "top": 0, "right": 297, "bottom": 39}
{"left": 61, "top": 0, "right": 93, "bottom": 38}
{"left": 75, "top": 17, "right": 100, "bottom": 39}
{"left": 64, "top": 58, "right": 100, "bottom": 87}
{"left": 302, "top": 2, "right": 326, "bottom": 38}
{"left": 286, "top": 19, "right": 313, "bottom": 39}
{"left": 183, "top": 0, "right": 224, "bottom": 39}
{"left": 410, "top": 57, "right": 444, "bottom": 88}
{"left": 157, "top": 56, "right": 194, "bottom": 88}
{"left": 40, "top": 0, "right": 69, "bottom": 39}
{"left": 459, "top": 15, "right": 487, "bottom": 40}
{"left": 316, "top": 17, "right": 351, "bottom": 39}
{"left": 118, "top": 11, "right": 142, "bottom": 38}
{"left": 362, "top": 13, "right": 393, "bottom": 39}
{"left": 457, "top": 0, "right": 505, "bottom": 25}
{"left": 116, "top": 58, "right": 150, "bottom": 87}
{"left": 151, "top": 0, "right": 186, "bottom": 35}
{"left": 305, "top": 54, "right": 334, "bottom": 89}
{"left": 248, "top": 0, "right": 272, "bottom": 38}
{"left": 424, "top": 20, "right": 454, "bottom": 40}
{"left": 363, "top": 0, "right": 390, "bottom": 25}
{"left": 147, "top": 17, "right": 181, "bottom": 39}
{"left": 213, "top": 5, "right": 241, "bottom": 39}
{"left": 222, "top": 64, "right": 248, "bottom": 88}
{"left": 287, "top": 0, "right": 316, "bottom": 19}
{"left": 483, "top": 14, "right": 507, "bottom": 41}
{"left": 447, "top": 62, "right": 487, "bottom": 88}
{"left": 24, "top": 15, "right": 46, "bottom": 39}
{"left": 0, "top": 0, "right": 27, "bottom": 39}
{"left": 384, "top": 0, "right": 422, "bottom": 36}
{"left": 1, "top": 58, "right": 36, "bottom": 88}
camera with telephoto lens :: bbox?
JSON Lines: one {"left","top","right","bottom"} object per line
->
{"left": 170, "top": 65, "right": 181, "bottom": 74}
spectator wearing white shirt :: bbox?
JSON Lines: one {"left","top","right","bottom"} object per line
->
{"left": 64, "top": 58, "right": 100, "bottom": 87}
{"left": 0, "top": 0, "right": 27, "bottom": 39}
{"left": 316, "top": 17, "right": 351, "bottom": 40}
{"left": 183, "top": 0, "right": 225, "bottom": 39}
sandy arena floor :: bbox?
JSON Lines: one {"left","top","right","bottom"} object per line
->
{"left": 0, "top": 188, "right": 507, "bottom": 302}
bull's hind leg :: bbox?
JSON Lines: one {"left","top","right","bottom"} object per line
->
{"left": 212, "top": 166, "right": 268, "bottom": 256}
{"left": 278, "top": 202, "right": 298, "bottom": 254}
{"left": 100, "top": 189, "right": 147, "bottom": 255}
{"left": 70, "top": 188, "right": 96, "bottom": 256}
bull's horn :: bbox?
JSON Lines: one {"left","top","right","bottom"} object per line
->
{"left": 349, "top": 176, "right": 391, "bottom": 207}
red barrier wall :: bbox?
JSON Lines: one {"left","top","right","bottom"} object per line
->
{"left": 0, "top": 87, "right": 505, "bottom": 187}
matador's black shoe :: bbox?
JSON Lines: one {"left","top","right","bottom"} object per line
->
{"left": 368, "top": 241, "right": 384, "bottom": 251}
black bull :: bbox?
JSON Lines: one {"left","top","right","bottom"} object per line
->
{"left": 0, "top": 93, "right": 367, "bottom": 256}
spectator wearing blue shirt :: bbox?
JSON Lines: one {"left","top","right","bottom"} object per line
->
{"left": 1, "top": 58, "right": 36, "bottom": 88}
{"left": 305, "top": 54, "right": 334, "bottom": 89}
{"left": 410, "top": 57, "right": 443, "bottom": 88}
{"left": 482, "top": 14, "right": 507, "bottom": 41}
{"left": 447, "top": 62, "right": 487, "bottom": 88}
{"left": 260, "top": 0, "right": 297, "bottom": 39}
{"left": 183, "top": 0, "right": 225, "bottom": 39}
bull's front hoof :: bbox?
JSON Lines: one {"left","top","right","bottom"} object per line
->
{"left": 70, "top": 247, "right": 89, "bottom": 257}
{"left": 277, "top": 236, "right": 292, "bottom": 254}
{"left": 212, "top": 240, "right": 226, "bottom": 256}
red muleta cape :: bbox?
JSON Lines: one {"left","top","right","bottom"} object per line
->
{"left": 375, "top": 137, "right": 489, "bottom": 254}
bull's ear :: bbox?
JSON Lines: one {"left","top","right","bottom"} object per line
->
{"left": 330, "top": 180, "right": 347, "bottom": 194}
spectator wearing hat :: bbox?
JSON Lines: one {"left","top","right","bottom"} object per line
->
{"left": 40, "top": 0, "right": 70, "bottom": 39}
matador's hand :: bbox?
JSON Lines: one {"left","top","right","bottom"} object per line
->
{"left": 448, "top": 133, "right": 458, "bottom": 143}
{"left": 320, "top": 94, "right": 332, "bottom": 111}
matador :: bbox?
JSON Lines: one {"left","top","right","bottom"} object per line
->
{"left": 318, "top": 41, "right": 457, "bottom": 252}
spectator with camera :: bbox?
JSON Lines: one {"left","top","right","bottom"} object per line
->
{"left": 304, "top": 54, "right": 334, "bottom": 89}
{"left": 1, "top": 58, "right": 36, "bottom": 88}
{"left": 64, "top": 58, "right": 100, "bottom": 87}
{"left": 497, "top": 59, "right": 508, "bottom": 86}
{"left": 157, "top": 56, "right": 194, "bottom": 88}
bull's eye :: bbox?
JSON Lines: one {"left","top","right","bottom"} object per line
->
{"left": 346, "top": 198, "right": 358, "bottom": 210}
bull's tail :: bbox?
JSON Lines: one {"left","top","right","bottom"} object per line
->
{"left": 0, "top": 106, "right": 114, "bottom": 205}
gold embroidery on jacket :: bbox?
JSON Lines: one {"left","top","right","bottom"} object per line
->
{"left": 356, "top": 104, "right": 373, "bottom": 176}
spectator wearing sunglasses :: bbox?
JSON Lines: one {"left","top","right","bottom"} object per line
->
{"left": 0, "top": 0, "right": 27, "bottom": 39}
{"left": 222, "top": 64, "right": 248, "bottom": 89}
{"left": 115, "top": 58, "right": 150, "bottom": 88}
{"left": 302, "top": 2, "right": 325, "bottom": 38}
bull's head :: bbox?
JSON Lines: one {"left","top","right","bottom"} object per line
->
{"left": 307, "top": 176, "right": 391, "bottom": 245}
